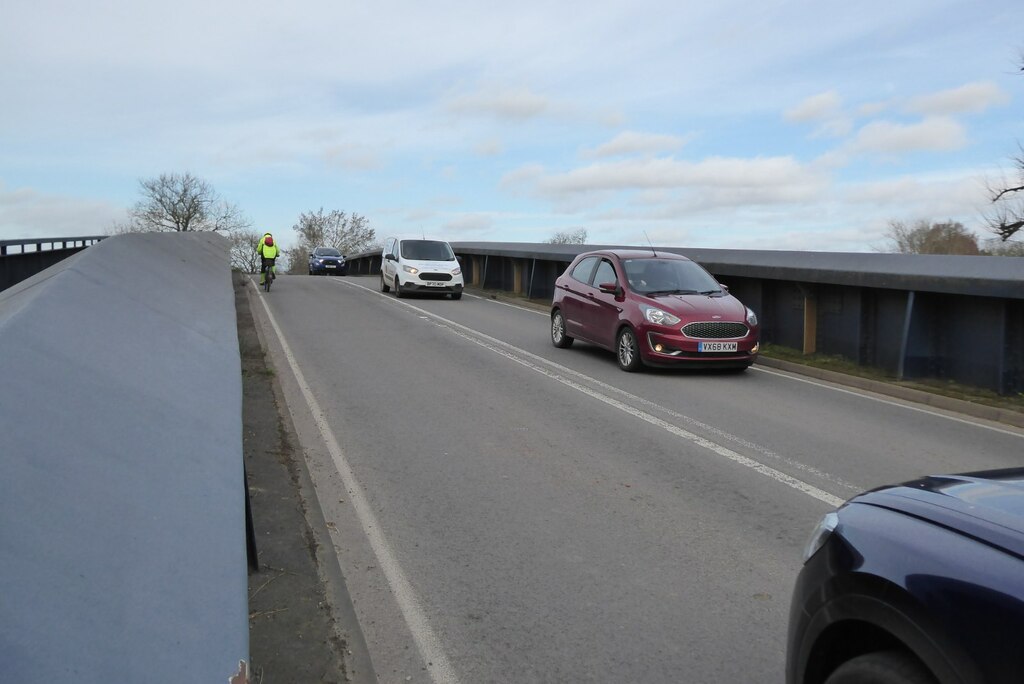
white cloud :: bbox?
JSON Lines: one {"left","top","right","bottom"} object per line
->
{"left": 584, "top": 131, "right": 690, "bottom": 158}
{"left": 847, "top": 117, "right": 967, "bottom": 155}
{"left": 446, "top": 87, "right": 551, "bottom": 121}
{"left": 531, "top": 156, "right": 824, "bottom": 196}
{"left": 0, "top": 183, "right": 125, "bottom": 239}
{"left": 905, "top": 81, "right": 1009, "bottom": 116}
{"left": 784, "top": 91, "right": 843, "bottom": 123}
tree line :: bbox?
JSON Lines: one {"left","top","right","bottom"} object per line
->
{"left": 110, "top": 172, "right": 378, "bottom": 272}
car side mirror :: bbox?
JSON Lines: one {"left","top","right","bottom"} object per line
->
{"left": 309, "top": 253, "right": 314, "bottom": 258}
{"left": 720, "top": 283, "right": 729, "bottom": 292}
{"left": 598, "top": 282, "right": 620, "bottom": 295}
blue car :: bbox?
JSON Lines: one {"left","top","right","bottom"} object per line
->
{"left": 308, "top": 247, "right": 347, "bottom": 275}
{"left": 787, "top": 468, "right": 1024, "bottom": 684}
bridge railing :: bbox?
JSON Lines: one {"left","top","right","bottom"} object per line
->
{"left": 0, "top": 232, "right": 249, "bottom": 682}
{"left": 346, "top": 242, "right": 1024, "bottom": 396}
{"left": 0, "top": 235, "right": 108, "bottom": 291}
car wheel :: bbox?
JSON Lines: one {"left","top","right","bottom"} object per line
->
{"left": 450, "top": 292, "right": 462, "bottom": 300}
{"left": 824, "top": 651, "right": 937, "bottom": 684}
{"left": 616, "top": 326, "right": 643, "bottom": 372}
{"left": 308, "top": 269, "right": 313, "bottom": 276}
{"left": 551, "top": 310, "right": 574, "bottom": 348}
{"left": 380, "top": 273, "right": 390, "bottom": 292}
{"left": 394, "top": 276, "right": 404, "bottom": 298}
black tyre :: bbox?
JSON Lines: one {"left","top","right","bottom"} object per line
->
{"left": 380, "top": 273, "right": 390, "bottom": 292}
{"left": 825, "top": 651, "right": 937, "bottom": 684}
{"left": 264, "top": 272, "right": 272, "bottom": 292}
{"left": 394, "top": 277, "right": 405, "bottom": 298}
{"left": 551, "top": 310, "right": 574, "bottom": 348}
{"left": 450, "top": 292, "right": 462, "bottom": 300}
{"left": 616, "top": 326, "right": 643, "bottom": 372}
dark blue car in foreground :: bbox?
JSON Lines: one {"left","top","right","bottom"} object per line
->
{"left": 787, "top": 468, "right": 1024, "bottom": 684}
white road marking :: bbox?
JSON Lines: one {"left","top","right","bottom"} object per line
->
{"left": 254, "top": 289, "right": 460, "bottom": 684}
{"left": 333, "top": 279, "right": 846, "bottom": 507}
{"left": 456, "top": 286, "right": 1023, "bottom": 439}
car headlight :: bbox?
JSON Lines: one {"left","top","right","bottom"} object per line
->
{"left": 403, "top": 265, "right": 419, "bottom": 275}
{"left": 452, "top": 267, "right": 462, "bottom": 276}
{"left": 641, "top": 305, "right": 681, "bottom": 326}
{"left": 745, "top": 307, "right": 758, "bottom": 327}
{"left": 313, "top": 259, "right": 322, "bottom": 264}
{"left": 802, "top": 511, "right": 839, "bottom": 562}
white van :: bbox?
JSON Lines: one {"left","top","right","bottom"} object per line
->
{"left": 380, "top": 238, "right": 464, "bottom": 300}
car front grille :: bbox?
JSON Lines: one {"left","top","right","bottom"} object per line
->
{"left": 421, "top": 272, "right": 452, "bottom": 281}
{"left": 682, "top": 321, "right": 748, "bottom": 339}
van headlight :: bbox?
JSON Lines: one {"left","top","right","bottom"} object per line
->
{"left": 403, "top": 265, "right": 419, "bottom": 275}
{"left": 452, "top": 267, "right": 462, "bottom": 276}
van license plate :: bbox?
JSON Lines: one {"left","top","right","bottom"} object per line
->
{"left": 699, "top": 342, "right": 737, "bottom": 352}
{"left": 424, "top": 281, "right": 445, "bottom": 287}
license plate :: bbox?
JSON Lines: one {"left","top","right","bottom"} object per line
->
{"left": 326, "top": 265, "right": 336, "bottom": 268}
{"left": 424, "top": 281, "right": 446, "bottom": 287}
{"left": 699, "top": 341, "right": 738, "bottom": 352}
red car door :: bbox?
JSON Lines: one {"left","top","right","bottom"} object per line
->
{"left": 559, "top": 256, "right": 600, "bottom": 340}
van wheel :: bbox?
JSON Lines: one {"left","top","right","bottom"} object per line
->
{"left": 380, "top": 274, "right": 390, "bottom": 292}
{"left": 451, "top": 292, "right": 462, "bottom": 300}
{"left": 394, "top": 277, "right": 405, "bottom": 298}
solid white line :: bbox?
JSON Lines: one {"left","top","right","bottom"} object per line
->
{"left": 334, "top": 279, "right": 846, "bottom": 508}
{"left": 254, "top": 289, "right": 460, "bottom": 684}
{"left": 449, "top": 286, "right": 1022, "bottom": 439}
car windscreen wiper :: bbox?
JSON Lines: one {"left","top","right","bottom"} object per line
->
{"left": 699, "top": 289, "right": 722, "bottom": 295}
{"left": 645, "top": 289, "right": 698, "bottom": 296}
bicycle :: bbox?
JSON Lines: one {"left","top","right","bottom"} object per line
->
{"left": 262, "top": 259, "right": 276, "bottom": 292}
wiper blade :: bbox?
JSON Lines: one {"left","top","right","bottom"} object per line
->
{"left": 700, "top": 289, "right": 721, "bottom": 295}
{"left": 646, "top": 289, "right": 698, "bottom": 296}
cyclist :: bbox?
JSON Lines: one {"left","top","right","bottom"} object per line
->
{"left": 257, "top": 232, "right": 280, "bottom": 287}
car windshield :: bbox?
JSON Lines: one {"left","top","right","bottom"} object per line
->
{"left": 622, "top": 258, "right": 721, "bottom": 296}
{"left": 401, "top": 240, "right": 455, "bottom": 261}
{"left": 316, "top": 248, "right": 341, "bottom": 257}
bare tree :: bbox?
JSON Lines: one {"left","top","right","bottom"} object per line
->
{"left": 117, "top": 172, "right": 250, "bottom": 234}
{"left": 983, "top": 53, "right": 1024, "bottom": 241}
{"left": 228, "top": 228, "right": 264, "bottom": 272}
{"left": 285, "top": 208, "right": 376, "bottom": 274}
{"left": 985, "top": 143, "right": 1024, "bottom": 241}
{"left": 882, "top": 220, "right": 982, "bottom": 255}
{"left": 545, "top": 227, "right": 588, "bottom": 244}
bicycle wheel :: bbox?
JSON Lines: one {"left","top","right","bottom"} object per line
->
{"left": 264, "top": 268, "right": 272, "bottom": 292}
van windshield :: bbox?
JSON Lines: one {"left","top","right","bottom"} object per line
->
{"left": 401, "top": 240, "right": 455, "bottom": 261}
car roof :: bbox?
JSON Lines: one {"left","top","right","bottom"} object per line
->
{"left": 579, "top": 249, "right": 692, "bottom": 261}
{"left": 853, "top": 468, "right": 1024, "bottom": 558}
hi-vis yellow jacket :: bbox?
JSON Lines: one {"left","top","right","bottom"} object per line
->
{"left": 257, "top": 233, "right": 279, "bottom": 259}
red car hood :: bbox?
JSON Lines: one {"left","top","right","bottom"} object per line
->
{"left": 640, "top": 293, "right": 747, "bottom": 321}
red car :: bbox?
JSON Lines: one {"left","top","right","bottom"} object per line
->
{"left": 550, "top": 250, "right": 760, "bottom": 371}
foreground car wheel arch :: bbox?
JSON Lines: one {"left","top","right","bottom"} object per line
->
{"left": 616, "top": 325, "right": 643, "bottom": 372}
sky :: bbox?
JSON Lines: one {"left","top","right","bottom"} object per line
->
{"left": 2, "top": 0, "right": 1022, "bottom": 253}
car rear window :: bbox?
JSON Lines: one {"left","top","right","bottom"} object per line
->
{"left": 401, "top": 240, "right": 455, "bottom": 261}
